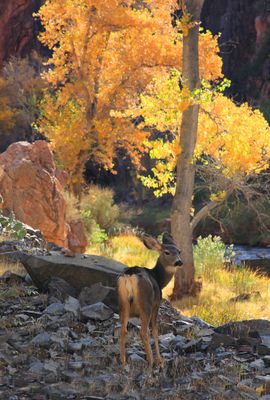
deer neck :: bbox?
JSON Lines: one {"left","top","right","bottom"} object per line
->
{"left": 151, "top": 259, "right": 175, "bottom": 290}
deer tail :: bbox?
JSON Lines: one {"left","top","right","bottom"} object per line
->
{"left": 117, "top": 274, "right": 138, "bottom": 305}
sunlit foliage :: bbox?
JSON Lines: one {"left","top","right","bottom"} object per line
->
{"left": 125, "top": 69, "right": 270, "bottom": 196}
{"left": 36, "top": 0, "right": 222, "bottom": 190}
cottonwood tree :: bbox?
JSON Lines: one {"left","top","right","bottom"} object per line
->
{"left": 172, "top": 0, "right": 268, "bottom": 298}
{"left": 121, "top": 2, "right": 270, "bottom": 298}
{"left": 171, "top": 0, "right": 204, "bottom": 298}
{"left": 36, "top": 0, "right": 222, "bottom": 194}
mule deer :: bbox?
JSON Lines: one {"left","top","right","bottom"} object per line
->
{"left": 117, "top": 233, "right": 182, "bottom": 368}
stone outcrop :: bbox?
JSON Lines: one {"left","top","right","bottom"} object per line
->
{"left": 0, "top": 0, "right": 42, "bottom": 67}
{"left": 20, "top": 252, "right": 125, "bottom": 293}
{"left": 0, "top": 140, "right": 68, "bottom": 247}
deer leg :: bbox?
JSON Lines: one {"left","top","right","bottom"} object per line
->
{"left": 140, "top": 313, "right": 153, "bottom": 367}
{"left": 151, "top": 306, "right": 163, "bottom": 367}
{"left": 119, "top": 302, "right": 130, "bottom": 368}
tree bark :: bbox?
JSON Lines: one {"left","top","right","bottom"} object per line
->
{"left": 171, "top": 0, "right": 204, "bottom": 299}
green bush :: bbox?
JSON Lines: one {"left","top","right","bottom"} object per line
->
{"left": 193, "top": 235, "right": 234, "bottom": 280}
{"left": 80, "top": 209, "right": 108, "bottom": 245}
{"left": 0, "top": 212, "right": 27, "bottom": 240}
{"left": 80, "top": 185, "right": 120, "bottom": 233}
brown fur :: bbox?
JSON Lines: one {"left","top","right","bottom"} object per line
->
{"left": 118, "top": 272, "right": 160, "bottom": 367}
{"left": 117, "top": 233, "right": 182, "bottom": 368}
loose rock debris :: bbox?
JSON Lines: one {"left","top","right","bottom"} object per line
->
{"left": 1, "top": 273, "right": 270, "bottom": 399}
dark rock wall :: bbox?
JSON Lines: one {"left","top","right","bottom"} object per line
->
{"left": 0, "top": 0, "right": 42, "bottom": 67}
{"left": 202, "top": 0, "right": 270, "bottom": 119}
{"left": 202, "top": 0, "right": 256, "bottom": 101}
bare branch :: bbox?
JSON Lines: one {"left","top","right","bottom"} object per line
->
{"left": 191, "top": 199, "right": 219, "bottom": 231}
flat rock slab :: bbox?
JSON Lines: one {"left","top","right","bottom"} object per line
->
{"left": 81, "top": 302, "right": 114, "bottom": 321}
{"left": 20, "top": 253, "right": 126, "bottom": 292}
{"left": 215, "top": 320, "right": 270, "bottom": 337}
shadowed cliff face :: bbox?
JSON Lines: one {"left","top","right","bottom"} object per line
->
{"left": 202, "top": 0, "right": 256, "bottom": 101}
{"left": 202, "top": 0, "right": 270, "bottom": 120}
{"left": 0, "top": 0, "right": 42, "bottom": 67}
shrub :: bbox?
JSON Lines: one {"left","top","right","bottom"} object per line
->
{"left": 0, "top": 55, "right": 46, "bottom": 146}
{"left": 63, "top": 189, "right": 109, "bottom": 246}
{"left": 193, "top": 235, "right": 234, "bottom": 281}
{"left": 82, "top": 215, "right": 108, "bottom": 245}
{"left": 80, "top": 185, "right": 120, "bottom": 233}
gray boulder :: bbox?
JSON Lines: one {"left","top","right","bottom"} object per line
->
{"left": 47, "top": 276, "right": 79, "bottom": 302}
{"left": 20, "top": 253, "right": 125, "bottom": 293}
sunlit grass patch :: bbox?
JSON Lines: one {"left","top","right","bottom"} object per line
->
{"left": 176, "top": 267, "right": 270, "bottom": 326}
{"left": 87, "top": 233, "right": 158, "bottom": 268}
{"left": 229, "top": 265, "right": 262, "bottom": 295}
{"left": 109, "top": 235, "right": 157, "bottom": 267}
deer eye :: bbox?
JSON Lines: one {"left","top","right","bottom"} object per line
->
{"left": 164, "top": 250, "right": 170, "bottom": 255}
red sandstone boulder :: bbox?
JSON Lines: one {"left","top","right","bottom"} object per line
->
{"left": 55, "top": 169, "right": 68, "bottom": 188}
{"left": 67, "top": 220, "right": 88, "bottom": 254}
{"left": 0, "top": 140, "right": 68, "bottom": 247}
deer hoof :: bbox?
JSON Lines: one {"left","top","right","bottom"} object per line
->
{"left": 157, "top": 357, "right": 164, "bottom": 369}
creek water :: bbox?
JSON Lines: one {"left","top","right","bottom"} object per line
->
{"left": 233, "top": 245, "right": 270, "bottom": 274}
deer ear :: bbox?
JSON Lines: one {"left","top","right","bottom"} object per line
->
{"left": 142, "top": 234, "right": 162, "bottom": 252}
{"left": 162, "top": 232, "right": 175, "bottom": 245}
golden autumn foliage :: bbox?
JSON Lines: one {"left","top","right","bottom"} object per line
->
{"left": 36, "top": 0, "right": 268, "bottom": 197}
{"left": 125, "top": 70, "right": 270, "bottom": 196}
{"left": 36, "top": 0, "right": 223, "bottom": 189}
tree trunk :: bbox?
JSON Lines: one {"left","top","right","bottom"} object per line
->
{"left": 171, "top": 0, "right": 204, "bottom": 299}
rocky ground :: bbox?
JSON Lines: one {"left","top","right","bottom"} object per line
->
{"left": 1, "top": 272, "right": 270, "bottom": 399}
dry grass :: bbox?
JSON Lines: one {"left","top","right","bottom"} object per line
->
{"left": 62, "top": 191, "right": 81, "bottom": 222}
{"left": 163, "top": 268, "right": 270, "bottom": 326}
{"left": 0, "top": 261, "right": 27, "bottom": 305}
{"left": 88, "top": 234, "right": 270, "bottom": 327}
{"left": 0, "top": 260, "right": 25, "bottom": 276}
{"left": 87, "top": 234, "right": 158, "bottom": 268}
